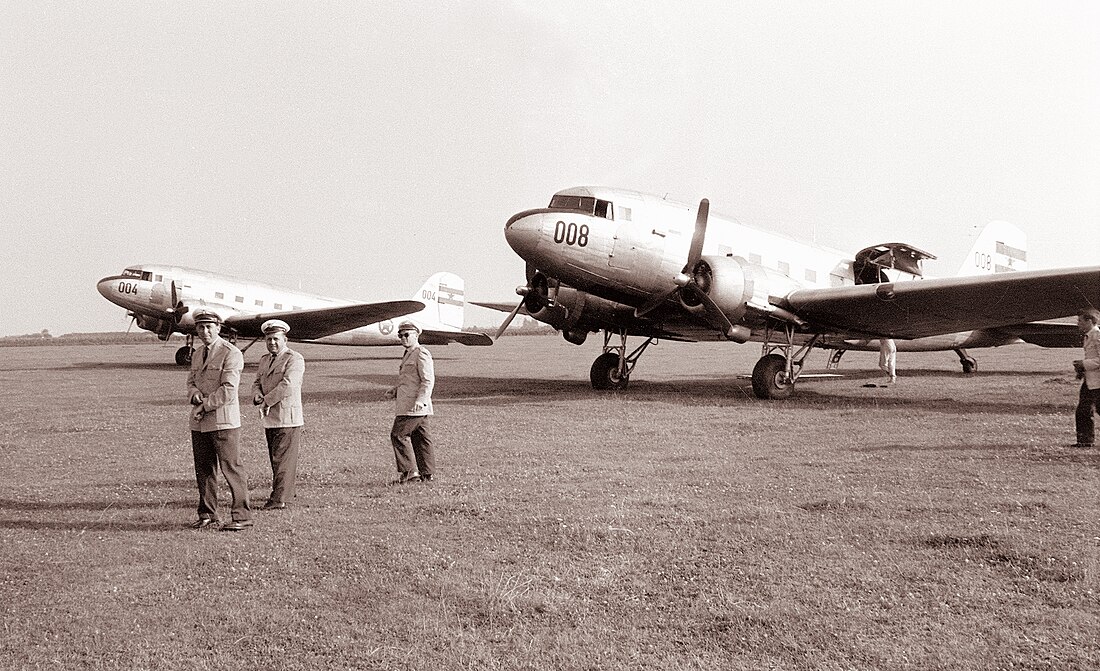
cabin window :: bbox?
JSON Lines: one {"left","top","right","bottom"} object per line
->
{"left": 215, "top": 292, "right": 224, "bottom": 300}
{"left": 154, "top": 275, "right": 162, "bottom": 282}
{"left": 292, "top": 306, "right": 302, "bottom": 311}
{"left": 748, "top": 253, "right": 762, "bottom": 265}
{"left": 274, "top": 303, "right": 283, "bottom": 310}
{"left": 619, "top": 207, "right": 631, "bottom": 221}
{"left": 255, "top": 300, "right": 263, "bottom": 307}
{"left": 804, "top": 269, "right": 817, "bottom": 283}
{"left": 235, "top": 296, "right": 244, "bottom": 304}
{"left": 778, "top": 261, "right": 790, "bottom": 275}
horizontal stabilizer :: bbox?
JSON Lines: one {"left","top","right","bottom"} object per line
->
{"left": 226, "top": 300, "right": 425, "bottom": 340}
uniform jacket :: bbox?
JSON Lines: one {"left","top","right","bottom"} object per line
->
{"left": 395, "top": 345, "right": 434, "bottom": 416}
{"left": 1083, "top": 325, "right": 1100, "bottom": 390}
{"left": 251, "top": 347, "right": 305, "bottom": 428}
{"left": 186, "top": 337, "right": 244, "bottom": 432}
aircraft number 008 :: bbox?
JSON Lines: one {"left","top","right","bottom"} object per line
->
{"left": 117, "top": 281, "right": 139, "bottom": 295}
{"left": 553, "top": 221, "right": 589, "bottom": 247}
{"left": 973, "top": 252, "right": 992, "bottom": 271}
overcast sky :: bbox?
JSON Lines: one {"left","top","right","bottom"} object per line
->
{"left": 2, "top": 1, "right": 1097, "bottom": 336}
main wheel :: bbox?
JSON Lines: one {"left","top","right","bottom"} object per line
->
{"left": 961, "top": 356, "right": 977, "bottom": 374}
{"left": 175, "top": 346, "right": 193, "bottom": 366}
{"left": 590, "top": 352, "right": 629, "bottom": 390}
{"left": 751, "top": 353, "right": 794, "bottom": 399}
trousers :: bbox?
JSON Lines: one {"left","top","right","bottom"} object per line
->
{"left": 265, "top": 426, "right": 301, "bottom": 503}
{"left": 390, "top": 415, "right": 434, "bottom": 477}
{"left": 1075, "top": 382, "right": 1100, "bottom": 446}
{"left": 191, "top": 428, "right": 252, "bottom": 521}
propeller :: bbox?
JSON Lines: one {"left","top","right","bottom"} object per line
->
{"left": 634, "top": 198, "right": 709, "bottom": 318}
{"left": 494, "top": 265, "right": 547, "bottom": 339}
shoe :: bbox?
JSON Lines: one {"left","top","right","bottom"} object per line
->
{"left": 1070, "top": 443, "right": 1094, "bottom": 448}
{"left": 388, "top": 472, "right": 421, "bottom": 485}
{"left": 420, "top": 474, "right": 433, "bottom": 483}
{"left": 262, "top": 500, "right": 286, "bottom": 510}
{"left": 220, "top": 520, "right": 254, "bottom": 531}
{"left": 190, "top": 518, "right": 217, "bottom": 529}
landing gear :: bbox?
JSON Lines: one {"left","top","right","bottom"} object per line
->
{"left": 591, "top": 353, "right": 629, "bottom": 390}
{"left": 751, "top": 322, "right": 821, "bottom": 399}
{"left": 826, "top": 348, "right": 846, "bottom": 371}
{"left": 752, "top": 353, "right": 794, "bottom": 400}
{"left": 589, "top": 331, "right": 655, "bottom": 390}
{"left": 955, "top": 348, "right": 977, "bottom": 374}
{"left": 175, "top": 345, "right": 192, "bottom": 366}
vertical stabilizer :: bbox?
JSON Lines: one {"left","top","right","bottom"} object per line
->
{"left": 957, "top": 221, "right": 1027, "bottom": 276}
{"left": 409, "top": 272, "right": 466, "bottom": 331}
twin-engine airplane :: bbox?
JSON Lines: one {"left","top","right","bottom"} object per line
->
{"left": 97, "top": 266, "right": 491, "bottom": 365}
{"left": 485, "top": 186, "right": 1099, "bottom": 399}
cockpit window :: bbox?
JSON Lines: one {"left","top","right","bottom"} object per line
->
{"left": 122, "top": 268, "right": 143, "bottom": 278}
{"left": 548, "top": 195, "right": 614, "bottom": 220}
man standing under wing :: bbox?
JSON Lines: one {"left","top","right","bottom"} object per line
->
{"left": 252, "top": 319, "right": 305, "bottom": 510}
{"left": 384, "top": 320, "right": 435, "bottom": 484}
{"left": 1072, "top": 307, "right": 1100, "bottom": 448}
{"left": 187, "top": 310, "right": 253, "bottom": 531}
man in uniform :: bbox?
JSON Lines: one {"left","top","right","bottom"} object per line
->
{"left": 383, "top": 320, "right": 435, "bottom": 484}
{"left": 1072, "top": 308, "right": 1100, "bottom": 447}
{"left": 187, "top": 309, "right": 253, "bottom": 531}
{"left": 251, "top": 319, "right": 305, "bottom": 509}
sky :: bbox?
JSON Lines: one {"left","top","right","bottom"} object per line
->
{"left": 2, "top": 1, "right": 1098, "bottom": 336}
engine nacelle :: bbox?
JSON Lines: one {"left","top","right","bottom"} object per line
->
{"left": 134, "top": 314, "right": 176, "bottom": 340}
{"left": 682, "top": 255, "right": 755, "bottom": 324}
{"left": 523, "top": 273, "right": 637, "bottom": 344}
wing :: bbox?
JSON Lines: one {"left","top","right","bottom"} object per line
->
{"left": 419, "top": 329, "right": 494, "bottom": 346}
{"left": 780, "top": 266, "right": 1100, "bottom": 339}
{"left": 224, "top": 300, "right": 425, "bottom": 340}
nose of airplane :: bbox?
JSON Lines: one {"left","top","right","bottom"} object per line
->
{"left": 504, "top": 209, "right": 543, "bottom": 258}
{"left": 96, "top": 276, "right": 124, "bottom": 303}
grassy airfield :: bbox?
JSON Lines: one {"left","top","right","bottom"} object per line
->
{"left": 1, "top": 336, "right": 1097, "bottom": 670}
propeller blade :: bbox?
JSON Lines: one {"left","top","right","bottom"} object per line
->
{"left": 682, "top": 198, "right": 709, "bottom": 274}
{"left": 637, "top": 198, "right": 709, "bottom": 318}
{"left": 494, "top": 298, "right": 526, "bottom": 339}
{"left": 634, "top": 287, "right": 678, "bottom": 319}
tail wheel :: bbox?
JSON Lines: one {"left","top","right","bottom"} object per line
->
{"left": 590, "top": 352, "right": 629, "bottom": 390}
{"left": 175, "top": 346, "right": 193, "bottom": 367}
{"left": 752, "top": 353, "right": 794, "bottom": 399}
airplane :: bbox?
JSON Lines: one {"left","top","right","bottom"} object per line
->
{"left": 482, "top": 186, "right": 1099, "bottom": 399}
{"left": 97, "top": 265, "right": 492, "bottom": 365}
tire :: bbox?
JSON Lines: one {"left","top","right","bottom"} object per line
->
{"left": 751, "top": 353, "right": 794, "bottom": 399}
{"left": 961, "top": 357, "right": 977, "bottom": 374}
{"left": 175, "top": 346, "right": 193, "bottom": 367}
{"left": 590, "top": 352, "right": 629, "bottom": 390}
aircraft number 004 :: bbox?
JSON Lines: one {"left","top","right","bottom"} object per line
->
{"left": 554, "top": 221, "right": 589, "bottom": 247}
{"left": 117, "top": 281, "right": 139, "bottom": 295}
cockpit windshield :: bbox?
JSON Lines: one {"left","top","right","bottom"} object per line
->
{"left": 122, "top": 268, "right": 153, "bottom": 281}
{"left": 548, "top": 194, "right": 614, "bottom": 220}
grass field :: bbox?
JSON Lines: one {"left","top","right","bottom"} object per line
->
{"left": 1, "top": 338, "right": 1097, "bottom": 670}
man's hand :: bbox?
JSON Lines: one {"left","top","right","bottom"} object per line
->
{"left": 191, "top": 406, "right": 205, "bottom": 421}
{"left": 253, "top": 393, "right": 265, "bottom": 406}
{"left": 190, "top": 392, "right": 205, "bottom": 406}
{"left": 383, "top": 387, "right": 396, "bottom": 400}
{"left": 1073, "top": 360, "right": 1085, "bottom": 379}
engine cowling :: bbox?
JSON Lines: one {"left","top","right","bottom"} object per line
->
{"left": 134, "top": 314, "right": 176, "bottom": 340}
{"left": 175, "top": 303, "right": 239, "bottom": 333}
{"left": 681, "top": 255, "right": 754, "bottom": 324}
{"left": 523, "top": 273, "right": 636, "bottom": 344}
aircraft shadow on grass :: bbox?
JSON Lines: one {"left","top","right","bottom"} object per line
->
{"left": 304, "top": 372, "right": 1081, "bottom": 416}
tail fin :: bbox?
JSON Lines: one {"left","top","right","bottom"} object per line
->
{"left": 957, "top": 221, "right": 1027, "bottom": 276}
{"left": 408, "top": 272, "right": 466, "bottom": 331}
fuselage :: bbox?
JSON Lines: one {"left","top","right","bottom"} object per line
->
{"left": 504, "top": 186, "right": 860, "bottom": 307}
{"left": 96, "top": 264, "right": 448, "bottom": 345}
